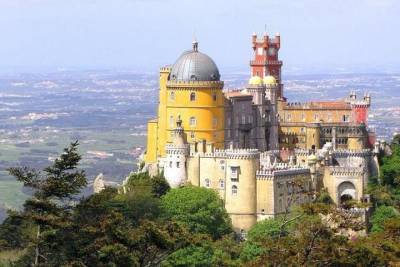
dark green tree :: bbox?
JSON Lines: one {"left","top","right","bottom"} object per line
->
{"left": 7, "top": 141, "right": 87, "bottom": 266}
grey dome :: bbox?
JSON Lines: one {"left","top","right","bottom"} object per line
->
{"left": 169, "top": 42, "right": 220, "bottom": 82}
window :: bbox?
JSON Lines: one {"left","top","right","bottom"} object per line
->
{"left": 190, "top": 131, "right": 195, "bottom": 139}
{"left": 189, "top": 117, "right": 197, "bottom": 127}
{"left": 169, "top": 116, "right": 174, "bottom": 127}
{"left": 169, "top": 161, "right": 172, "bottom": 168}
{"left": 190, "top": 92, "right": 196, "bottom": 101}
{"left": 219, "top": 179, "right": 224, "bottom": 189}
{"left": 301, "top": 113, "right": 305, "bottom": 121}
{"left": 176, "top": 162, "right": 180, "bottom": 168}
{"left": 300, "top": 127, "right": 305, "bottom": 133}
{"left": 232, "top": 185, "right": 238, "bottom": 196}
{"left": 343, "top": 115, "right": 349, "bottom": 122}
{"left": 231, "top": 167, "right": 239, "bottom": 180}
{"left": 205, "top": 179, "right": 210, "bottom": 188}
{"left": 170, "top": 91, "right": 175, "bottom": 101}
{"left": 287, "top": 114, "right": 292, "bottom": 121}
{"left": 213, "top": 93, "right": 217, "bottom": 101}
{"left": 227, "top": 118, "right": 231, "bottom": 126}
{"left": 314, "top": 114, "right": 319, "bottom": 121}
{"left": 248, "top": 115, "right": 253, "bottom": 123}
{"left": 241, "top": 115, "right": 246, "bottom": 124}
{"left": 220, "top": 161, "right": 225, "bottom": 170}
{"left": 213, "top": 117, "right": 218, "bottom": 127}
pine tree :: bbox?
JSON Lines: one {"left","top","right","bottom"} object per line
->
{"left": 7, "top": 141, "right": 87, "bottom": 266}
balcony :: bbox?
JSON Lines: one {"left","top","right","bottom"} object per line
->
{"left": 250, "top": 60, "right": 283, "bottom": 66}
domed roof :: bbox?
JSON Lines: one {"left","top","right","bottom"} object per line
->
{"left": 248, "top": 76, "right": 263, "bottom": 86}
{"left": 169, "top": 41, "right": 220, "bottom": 82}
{"left": 263, "top": 75, "right": 277, "bottom": 85}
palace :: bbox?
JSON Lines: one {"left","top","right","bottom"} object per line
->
{"left": 141, "top": 32, "right": 380, "bottom": 233}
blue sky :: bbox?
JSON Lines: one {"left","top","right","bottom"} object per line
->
{"left": 0, "top": 0, "right": 399, "bottom": 73}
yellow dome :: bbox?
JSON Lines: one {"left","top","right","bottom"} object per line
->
{"left": 263, "top": 75, "right": 277, "bottom": 85}
{"left": 248, "top": 76, "right": 263, "bottom": 85}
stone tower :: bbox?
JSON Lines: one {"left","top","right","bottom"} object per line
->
{"left": 250, "top": 32, "right": 283, "bottom": 98}
{"left": 224, "top": 149, "right": 260, "bottom": 232}
{"left": 164, "top": 118, "right": 189, "bottom": 188}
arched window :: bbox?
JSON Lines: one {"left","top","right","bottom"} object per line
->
{"left": 213, "top": 92, "right": 217, "bottom": 101}
{"left": 232, "top": 185, "right": 238, "bottom": 196}
{"left": 189, "top": 117, "right": 197, "bottom": 127}
{"left": 190, "top": 92, "right": 196, "bottom": 101}
{"left": 170, "top": 91, "right": 175, "bottom": 101}
{"left": 205, "top": 179, "right": 210, "bottom": 188}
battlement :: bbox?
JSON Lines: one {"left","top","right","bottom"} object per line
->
{"left": 329, "top": 166, "right": 364, "bottom": 176}
{"left": 257, "top": 166, "right": 310, "bottom": 180}
{"left": 332, "top": 149, "right": 372, "bottom": 158}
{"left": 252, "top": 33, "right": 281, "bottom": 46}
{"left": 165, "top": 144, "right": 189, "bottom": 155}
{"left": 225, "top": 148, "right": 260, "bottom": 159}
{"left": 160, "top": 66, "right": 172, "bottom": 72}
{"left": 283, "top": 101, "right": 351, "bottom": 110}
{"left": 295, "top": 148, "right": 313, "bottom": 156}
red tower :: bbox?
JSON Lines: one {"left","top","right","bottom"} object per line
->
{"left": 250, "top": 32, "right": 283, "bottom": 98}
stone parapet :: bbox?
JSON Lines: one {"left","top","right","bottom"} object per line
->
{"left": 330, "top": 166, "right": 364, "bottom": 176}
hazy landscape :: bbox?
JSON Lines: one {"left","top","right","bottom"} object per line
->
{"left": 0, "top": 70, "right": 399, "bottom": 221}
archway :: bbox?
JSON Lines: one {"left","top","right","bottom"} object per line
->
{"left": 338, "top": 181, "right": 356, "bottom": 208}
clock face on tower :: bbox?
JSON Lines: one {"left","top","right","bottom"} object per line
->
{"left": 268, "top": 47, "right": 276, "bottom": 56}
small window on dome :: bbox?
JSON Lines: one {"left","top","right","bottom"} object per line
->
{"left": 171, "top": 74, "right": 176, "bottom": 80}
{"left": 190, "top": 75, "right": 197, "bottom": 81}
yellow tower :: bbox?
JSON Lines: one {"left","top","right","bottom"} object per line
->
{"left": 145, "top": 40, "right": 225, "bottom": 164}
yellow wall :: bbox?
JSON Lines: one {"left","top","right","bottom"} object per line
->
{"left": 155, "top": 67, "right": 171, "bottom": 160}
{"left": 165, "top": 83, "right": 225, "bottom": 151}
{"left": 145, "top": 119, "right": 158, "bottom": 163}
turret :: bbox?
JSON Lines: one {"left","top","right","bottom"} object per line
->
{"left": 164, "top": 118, "right": 189, "bottom": 188}
{"left": 250, "top": 30, "right": 283, "bottom": 98}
